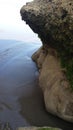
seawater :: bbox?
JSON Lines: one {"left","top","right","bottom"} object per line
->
{"left": 0, "top": 40, "right": 73, "bottom": 130}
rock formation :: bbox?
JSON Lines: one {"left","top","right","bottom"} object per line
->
{"left": 20, "top": 0, "right": 73, "bottom": 122}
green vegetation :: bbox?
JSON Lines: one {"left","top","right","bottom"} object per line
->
{"left": 38, "top": 127, "right": 60, "bottom": 130}
{"left": 38, "top": 15, "right": 73, "bottom": 90}
{"left": 59, "top": 50, "right": 73, "bottom": 90}
{"left": 50, "top": 17, "right": 73, "bottom": 90}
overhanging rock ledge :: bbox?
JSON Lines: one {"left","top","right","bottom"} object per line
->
{"left": 20, "top": 0, "right": 73, "bottom": 123}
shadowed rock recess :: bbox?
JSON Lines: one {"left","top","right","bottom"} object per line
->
{"left": 20, "top": 0, "right": 73, "bottom": 123}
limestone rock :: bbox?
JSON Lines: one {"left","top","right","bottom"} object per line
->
{"left": 32, "top": 47, "right": 73, "bottom": 122}
{"left": 20, "top": 0, "right": 73, "bottom": 123}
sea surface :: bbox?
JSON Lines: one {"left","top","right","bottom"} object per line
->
{"left": 0, "top": 40, "right": 73, "bottom": 130}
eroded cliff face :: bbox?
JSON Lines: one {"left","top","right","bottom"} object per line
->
{"left": 20, "top": 0, "right": 73, "bottom": 122}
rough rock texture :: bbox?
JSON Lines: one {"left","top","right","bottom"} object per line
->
{"left": 20, "top": 0, "right": 73, "bottom": 48}
{"left": 20, "top": 0, "right": 73, "bottom": 122}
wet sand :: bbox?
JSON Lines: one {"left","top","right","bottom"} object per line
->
{"left": 19, "top": 81, "right": 73, "bottom": 130}
{"left": 0, "top": 40, "right": 73, "bottom": 130}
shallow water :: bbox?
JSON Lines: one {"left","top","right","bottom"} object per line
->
{"left": 0, "top": 40, "right": 73, "bottom": 130}
{"left": 0, "top": 40, "right": 40, "bottom": 129}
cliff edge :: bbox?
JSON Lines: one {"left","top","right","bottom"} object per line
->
{"left": 20, "top": 0, "right": 73, "bottom": 122}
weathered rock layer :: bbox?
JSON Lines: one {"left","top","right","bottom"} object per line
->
{"left": 20, "top": 0, "right": 73, "bottom": 122}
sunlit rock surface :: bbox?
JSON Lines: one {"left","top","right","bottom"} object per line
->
{"left": 17, "top": 127, "right": 62, "bottom": 130}
{"left": 20, "top": 0, "right": 73, "bottom": 122}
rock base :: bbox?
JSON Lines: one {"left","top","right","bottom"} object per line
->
{"left": 32, "top": 46, "right": 73, "bottom": 123}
